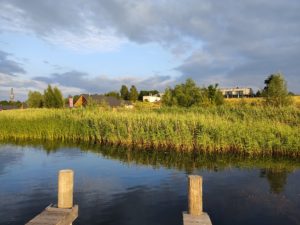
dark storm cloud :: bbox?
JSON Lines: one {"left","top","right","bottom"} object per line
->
{"left": 1, "top": 0, "right": 300, "bottom": 92}
{"left": 0, "top": 50, "right": 26, "bottom": 75}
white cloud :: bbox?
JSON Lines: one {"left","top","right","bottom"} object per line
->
{"left": 0, "top": 73, "right": 83, "bottom": 101}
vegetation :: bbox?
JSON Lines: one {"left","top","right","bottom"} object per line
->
{"left": 138, "top": 90, "right": 159, "bottom": 101}
{"left": 27, "top": 91, "right": 44, "bottom": 108}
{"left": 0, "top": 106, "right": 299, "bottom": 156}
{"left": 129, "top": 85, "right": 138, "bottom": 102}
{"left": 120, "top": 85, "right": 129, "bottom": 100}
{"left": 0, "top": 100, "right": 23, "bottom": 108}
{"left": 162, "top": 79, "right": 224, "bottom": 107}
{"left": 262, "top": 73, "right": 292, "bottom": 107}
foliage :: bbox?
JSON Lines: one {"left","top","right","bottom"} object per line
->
{"left": 27, "top": 91, "right": 44, "bottom": 108}
{"left": 262, "top": 73, "right": 292, "bottom": 107}
{"left": 138, "top": 90, "right": 159, "bottom": 101}
{"left": 0, "top": 106, "right": 299, "bottom": 156}
{"left": 162, "top": 79, "right": 224, "bottom": 107}
{"left": 129, "top": 85, "right": 138, "bottom": 102}
{"left": 0, "top": 100, "right": 23, "bottom": 108}
{"left": 43, "top": 85, "right": 64, "bottom": 108}
{"left": 204, "top": 84, "right": 224, "bottom": 106}
{"left": 120, "top": 85, "right": 129, "bottom": 100}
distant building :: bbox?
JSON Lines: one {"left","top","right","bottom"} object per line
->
{"left": 219, "top": 87, "right": 254, "bottom": 98}
{"left": 74, "top": 94, "right": 132, "bottom": 108}
{"left": 143, "top": 95, "right": 161, "bottom": 102}
{"left": 68, "top": 96, "right": 74, "bottom": 108}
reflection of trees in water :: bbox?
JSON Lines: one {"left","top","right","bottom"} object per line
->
{"left": 1, "top": 139, "right": 299, "bottom": 176}
{"left": 260, "top": 169, "right": 290, "bottom": 194}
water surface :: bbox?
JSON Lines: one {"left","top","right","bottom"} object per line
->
{"left": 0, "top": 143, "right": 299, "bottom": 225}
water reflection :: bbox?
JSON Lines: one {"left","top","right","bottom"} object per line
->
{"left": 260, "top": 168, "right": 289, "bottom": 194}
{"left": 0, "top": 141, "right": 300, "bottom": 225}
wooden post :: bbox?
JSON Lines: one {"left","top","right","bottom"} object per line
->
{"left": 188, "top": 175, "right": 202, "bottom": 216}
{"left": 58, "top": 169, "right": 74, "bottom": 209}
{"left": 26, "top": 169, "right": 78, "bottom": 225}
{"left": 183, "top": 175, "right": 212, "bottom": 225}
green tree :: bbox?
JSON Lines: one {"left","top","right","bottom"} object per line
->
{"left": 27, "top": 91, "right": 44, "bottom": 108}
{"left": 53, "top": 86, "right": 64, "bottom": 108}
{"left": 129, "top": 85, "right": 138, "bottom": 102}
{"left": 120, "top": 85, "right": 129, "bottom": 100}
{"left": 162, "top": 79, "right": 224, "bottom": 107}
{"left": 44, "top": 85, "right": 64, "bottom": 108}
{"left": 166, "top": 79, "right": 204, "bottom": 107}
{"left": 138, "top": 90, "right": 159, "bottom": 101}
{"left": 204, "top": 84, "right": 224, "bottom": 105}
{"left": 161, "top": 88, "right": 175, "bottom": 106}
{"left": 262, "top": 73, "right": 292, "bottom": 106}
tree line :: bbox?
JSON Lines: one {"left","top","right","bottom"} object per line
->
{"left": 27, "top": 85, "right": 64, "bottom": 108}
{"left": 26, "top": 72, "right": 294, "bottom": 108}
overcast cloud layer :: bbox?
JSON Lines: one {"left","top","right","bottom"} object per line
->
{"left": 0, "top": 0, "right": 299, "bottom": 100}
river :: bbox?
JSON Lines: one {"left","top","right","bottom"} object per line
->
{"left": 0, "top": 142, "right": 299, "bottom": 225}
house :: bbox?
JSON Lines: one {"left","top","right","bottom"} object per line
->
{"left": 74, "top": 94, "right": 132, "bottom": 108}
{"left": 143, "top": 95, "right": 161, "bottom": 103}
{"left": 219, "top": 87, "right": 254, "bottom": 98}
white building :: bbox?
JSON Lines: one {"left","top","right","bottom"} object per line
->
{"left": 219, "top": 87, "right": 253, "bottom": 98}
{"left": 143, "top": 95, "right": 161, "bottom": 102}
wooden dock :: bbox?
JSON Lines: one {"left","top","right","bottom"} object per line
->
{"left": 26, "top": 205, "right": 78, "bottom": 225}
{"left": 25, "top": 169, "right": 78, "bottom": 225}
{"left": 25, "top": 171, "right": 211, "bottom": 225}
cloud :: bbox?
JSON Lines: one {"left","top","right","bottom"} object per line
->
{"left": 1, "top": 0, "right": 300, "bottom": 92}
{"left": 35, "top": 71, "right": 175, "bottom": 94}
{"left": 0, "top": 73, "right": 83, "bottom": 101}
{"left": 0, "top": 50, "right": 26, "bottom": 75}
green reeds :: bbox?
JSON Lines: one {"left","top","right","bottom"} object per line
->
{"left": 0, "top": 106, "right": 299, "bottom": 156}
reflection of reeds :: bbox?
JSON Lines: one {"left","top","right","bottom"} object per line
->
{"left": 0, "top": 106, "right": 299, "bottom": 156}
{"left": 1, "top": 140, "right": 300, "bottom": 173}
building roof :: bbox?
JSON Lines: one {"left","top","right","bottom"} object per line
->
{"left": 81, "top": 94, "right": 132, "bottom": 107}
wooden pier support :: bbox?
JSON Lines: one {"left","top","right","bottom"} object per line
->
{"left": 183, "top": 175, "right": 212, "bottom": 225}
{"left": 58, "top": 169, "right": 74, "bottom": 209}
{"left": 25, "top": 169, "right": 78, "bottom": 225}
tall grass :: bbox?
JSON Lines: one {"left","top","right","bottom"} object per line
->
{"left": 0, "top": 106, "right": 299, "bottom": 156}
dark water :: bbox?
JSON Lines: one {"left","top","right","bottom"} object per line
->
{"left": 0, "top": 143, "right": 300, "bottom": 225}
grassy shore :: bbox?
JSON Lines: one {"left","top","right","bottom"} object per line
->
{"left": 0, "top": 105, "right": 299, "bottom": 156}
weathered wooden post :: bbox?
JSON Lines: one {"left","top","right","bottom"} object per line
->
{"left": 58, "top": 169, "right": 74, "bottom": 209}
{"left": 183, "top": 175, "right": 212, "bottom": 225}
{"left": 25, "top": 169, "right": 78, "bottom": 225}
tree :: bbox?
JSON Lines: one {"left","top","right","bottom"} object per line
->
{"left": 53, "top": 86, "right": 64, "bottom": 108}
{"left": 120, "top": 85, "right": 129, "bottom": 100}
{"left": 262, "top": 73, "right": 292, "bottom": 106}
{"left": 162, "top": 79, "right": 203, "bottom": 107}
{"left": 204, "top": 84, "right": 224, "bottom": 105}
{"left": 162, "top": 79, "right": 224, "bottom": 107}
{"left": 44, "top": 85, "right": 64, "bottom": 108}
{"left": 27, "top": 91, "right": 44, "bottom": 108}
{"left": 129, "top": 85, "right": 138, "bottom": 102}
{"left": 256, "top": 90, "right": 262, "bottom": 97}
{"left": 161, "top": 88, "right": 175, "bottom": 106}
{"left": 138, "top": 90, "right": 159, "bottom": 101}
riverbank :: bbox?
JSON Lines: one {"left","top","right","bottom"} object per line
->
{"left": 0, "top": 106, "right": 299, "bottom": 156}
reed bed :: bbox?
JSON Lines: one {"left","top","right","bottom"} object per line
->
{"left": 0, "top": 106, "right": 299, "bottom": 156}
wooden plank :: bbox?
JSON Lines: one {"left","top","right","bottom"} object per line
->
{"left": 183, "top": 212, "right": 212, "bottom": 225}
{"left": 25, "top": 205, "right": 78, "bottom": 225}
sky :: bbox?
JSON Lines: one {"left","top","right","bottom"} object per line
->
{"left": 0, "top": 0, "right": 299, "bottom": 101}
